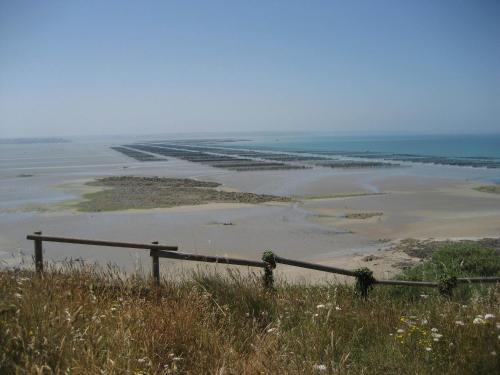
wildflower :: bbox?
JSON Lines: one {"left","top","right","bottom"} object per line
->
{"left": 316, "top": 304, "right": 326, "bottom": 309}
{"left": 313, "top": 313, "right": 319, "bottom": 317}
{"left": 484, "top": 314, "right": 495, "bottom": 320}
{"left": 267, "top": 328, "right": 277, "bottom": 333}
{"left": 454, "top": 320, "right": 465, "bottom": 326}
{"left": 137, "top": 358, "right": 147, "bottom": 363}
{"left": 397, "top": 329, "right": 405, "bottom": 334}
{"left": 420, "top": 294, "right": 429, "bottom": 299}
{"left": 473, "top": 317, "right": 486, "bottom": 325}
{"left": 14, "top": 293, "right": 22, "bottom": 299}
{"left": 313, "top": 364, "right": 327, "bottom": 372}
{"left": 335, "top": 306, "right": 342, "bottom": 311}
{"left": 425, "top": 347, "right": 432, "bottom": 352}
{"left": 491, "top": 351, "right": 497, "bottom": 356}
{"left": 432, "top": 332, "right": 443, "bottom": 342}
{"left": 431, "top": 328, "right": 439, "bottom": 333}
{"left": 421, "top": 319, "right": 428, "bottom": 325}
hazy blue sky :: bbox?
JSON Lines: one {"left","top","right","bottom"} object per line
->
{"left": 1, "top": 0, "right": 499, "bottom": 137}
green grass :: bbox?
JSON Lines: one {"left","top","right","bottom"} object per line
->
{"left": 400, "top": 243, "right": 500, "bottom": 281}
{"left": 1, "top": 243, "right": 499, "bottom": 373}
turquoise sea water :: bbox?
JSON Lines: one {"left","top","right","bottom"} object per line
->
{"left": 230, "top": 133, "right": 500, "bottom": 159}
{"left": 217, "top": 133, "right": 498, "bottom": 168}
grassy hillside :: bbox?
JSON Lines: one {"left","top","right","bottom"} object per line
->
{"left": 1, "top": 245, "right": 499, "bottom": 374}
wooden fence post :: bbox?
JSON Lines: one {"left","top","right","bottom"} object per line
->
{"left": 33, "top": 231, "right": 43, "bottom": 273}
{"left": 151, "top": 241, "right": 160, "bottom": 286}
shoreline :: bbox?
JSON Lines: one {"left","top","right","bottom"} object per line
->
{"left": 1, "top": 141, "right": 500, "bottom": 280}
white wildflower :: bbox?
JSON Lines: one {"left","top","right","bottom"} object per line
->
{"left": 313, "top": 364, "right": 327, "bottom": 372}
{"left": 267, "top": 328, "right": 277, "bottom": 333}
{"left": 420, "top": 294, "right": 429, "bottom": 299}
{"left": 484, "top": 314, "right": 495, "bottom": 320}
{"left": 425, "top": 347, "right": 432, "bottom": 352}
{"left": 421, "top": 319, "right": 428, "bottom": 325}
{"left": 138, "top": 357, "right": 147, "bottom": 363}
{"left": 14, "top": 293, "right": 22, "bottom": 299}
{"left": 454, "top": 320, "right": 465, "bottom": 326}
{"left": 316, "top": 304, "right": 326, "bottom": 309}
{"left": 431, "top": 328, "right": 439, "bottom": 333}
{"left": 335, "top": 306, "right": 342, "bottom": 311}
{"left": 313, "top": 313, "right": 319, "bottom": 317}
{"left": 491, "top": 351, "right": 497, "bottom": 356}
{"left": 473, "top": 317, "right": 485, "bottom": 325}
{"left": 397, "top": 329, "right": 405, "bottom": 334}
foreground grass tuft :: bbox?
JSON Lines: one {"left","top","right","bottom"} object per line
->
{"left": 1, "top": 262, "right": 499, "bottom": 374}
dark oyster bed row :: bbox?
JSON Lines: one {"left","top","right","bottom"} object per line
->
{"left": 290, "top": 150, "right": 500, "bottom": 169}
{"left": 120, "top": 144, "right": 307, "bottom": 171}
{"left": 110, "top": 146, "right": 165, "bottom": 162}
{"left": 149, "top": 143, "right": 397, "bottom": 169}
{"left": 112, "top": 141, "right": 399, "bottom": 170}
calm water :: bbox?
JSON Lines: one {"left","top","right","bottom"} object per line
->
{"left": 229, "top": 133, "right": 500, "bottom": 159}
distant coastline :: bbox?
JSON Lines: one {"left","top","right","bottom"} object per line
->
{"left": 0, "top": 137, "right": 69, "bottom": 144}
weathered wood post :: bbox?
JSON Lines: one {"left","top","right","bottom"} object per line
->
{"left": 151, "top": 241, "right": 160, "bottom": 286}
{"left": 33, "top": 231, "right": 43, "bottom": 273}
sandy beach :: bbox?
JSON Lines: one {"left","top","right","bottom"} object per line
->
{"left": 1, "top": 140, "right": 500, "bottom": 281}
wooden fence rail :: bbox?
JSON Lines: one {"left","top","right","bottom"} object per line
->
{"left": 153, "top": 250, "right": 267, "bottom": 268}
{"left": 273, "top": 255, "right": 357, "bottom": 277}
{"left": 26, "top": 232, "right": 500, "bottom": 296}
{"left": 26, "top": 232, "right": 178, "bottom": 285}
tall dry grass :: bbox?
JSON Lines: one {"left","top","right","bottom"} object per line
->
{"left": 0, "top": 263, "right": 498, "bottom": 374}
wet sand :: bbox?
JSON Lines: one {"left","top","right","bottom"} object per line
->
{"left": 1, "top": 140, "right": 500, "bottom": 281}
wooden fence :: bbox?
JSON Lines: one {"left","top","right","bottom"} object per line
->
{"left": 26, "top": 232, "right": 500, "bottom": 296}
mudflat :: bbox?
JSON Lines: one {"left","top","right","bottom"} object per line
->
{"left": 2, "top": 141, "right": 500, "bottom": 281}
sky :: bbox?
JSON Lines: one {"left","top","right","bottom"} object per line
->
{"left": 0, "top": 0, "right": 499, "bottom": 137}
